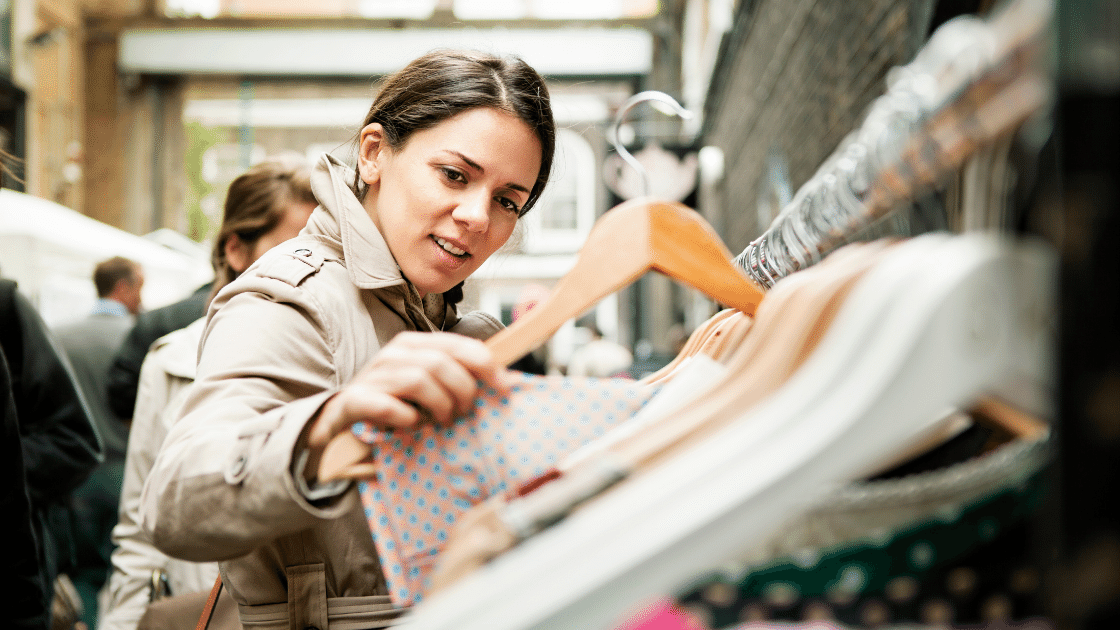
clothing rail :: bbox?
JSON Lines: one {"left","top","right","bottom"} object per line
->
{"left": 734, "top": 0, "right": 1052, "bottom": 288}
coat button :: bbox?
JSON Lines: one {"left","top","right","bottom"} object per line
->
{"left": 294, "top": 248, "right": 312, "bottom": 257}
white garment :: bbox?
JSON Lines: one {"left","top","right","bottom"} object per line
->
{"left": 99, "top": 318, "right": 219, "bottom": 630}
{"left": 567, "top": 338, "right": 633, "bottom": 378}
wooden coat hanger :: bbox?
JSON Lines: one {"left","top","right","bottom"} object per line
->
{"left": 639, "top": 308, "right": 737, "bottom": 386}
{"left": 486, "top": 197, "right": 764, "bottom": 367}
{"left": 318, "top": 197, "right": 765, "bottom": 481}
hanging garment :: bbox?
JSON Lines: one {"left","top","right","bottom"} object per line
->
{"left": 673, "top": 432, "right": 1051, "bottom": 628}
{"left": 393, "top": 234, "right": 1054, "bottom": 630}
{"left": 352, "top": 372, "right": 660, "bottom": 605}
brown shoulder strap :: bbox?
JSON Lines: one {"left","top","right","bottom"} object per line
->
{"left": 196, "top": 576, "right": 223, "bottom": 630}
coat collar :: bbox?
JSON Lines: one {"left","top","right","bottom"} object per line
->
{"left": 307, "top": 153, "right": 452, "bottom": 331}
{"left": 308, "top": 153, "right": 405, "bottom": 291}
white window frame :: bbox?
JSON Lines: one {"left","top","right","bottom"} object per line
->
{"left": 522, "top": 129, "right": 597, "bottom": 255}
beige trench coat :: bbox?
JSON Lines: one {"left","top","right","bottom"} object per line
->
{"left": 140, "top": 155, "right": 502, "bottom": 630}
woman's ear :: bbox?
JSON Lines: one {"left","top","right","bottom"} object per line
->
{"left": 224, "top": 234, "right": 251, "bottom": 275}
{"left": 357, "top": 123, "right": 387, "bottom": 187}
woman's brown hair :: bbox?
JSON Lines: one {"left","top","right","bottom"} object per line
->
{"left": 210, "top": 156, "right": 316, "bottom": 300}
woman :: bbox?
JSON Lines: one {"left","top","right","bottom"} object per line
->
{"left": 140, "top": 50, "right": 555, "bottom": 629}
{"left": 100, "top": 157, "right": 317, "bottom": 629}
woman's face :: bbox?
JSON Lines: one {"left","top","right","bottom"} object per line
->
{"left": 358, "top": 107, "right": 542, "bottom": 296}
{"left": 248, "top": 199, "right": 317, "bottom": 264}
{"left": 227, "top": 199, "right": 317, "bottom": 275}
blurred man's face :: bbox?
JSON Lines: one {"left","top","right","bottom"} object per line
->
{"left": 120, "top": 270, "right": 144, "bottom": 315}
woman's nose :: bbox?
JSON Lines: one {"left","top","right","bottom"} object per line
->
{"left": 452, "top": 192, "right": 491, "bottom": 232}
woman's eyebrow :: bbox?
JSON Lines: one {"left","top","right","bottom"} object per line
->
{"left": 447, "top": 150, "right": 531, "bottom": 194}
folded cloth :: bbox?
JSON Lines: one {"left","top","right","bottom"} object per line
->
{"left": 352, "top": 371, "right": 659, "bottom": 605}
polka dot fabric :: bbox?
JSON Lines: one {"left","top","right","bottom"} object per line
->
{"left": 353, "top": 371, "right": 657, "bottom": 606}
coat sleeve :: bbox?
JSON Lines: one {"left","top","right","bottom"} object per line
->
{"left": 14, "top": 291, "right": 103, "bottom": 503}
{"left": 101, "top": 339, "right": 200, "bottom": 629}
{"left": 140, "top": 276, "right": 355, "bottom": 562}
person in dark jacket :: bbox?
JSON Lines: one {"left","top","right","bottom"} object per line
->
{"left": 105, "top": 282, "right": 211, "bottom": 419}
{"left": 2, "top": 344, "right": 50, "bottom": 630}
{"left": 0, "top": 277, "right": 103, "bottom": 628}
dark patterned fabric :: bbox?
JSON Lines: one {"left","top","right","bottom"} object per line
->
{"left": 676, "top": 469, "right": 1049, "bottom": 628}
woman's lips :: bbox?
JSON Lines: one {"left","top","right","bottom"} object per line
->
{"left": 433, "top": 235, "right": 469, "bottom": 258}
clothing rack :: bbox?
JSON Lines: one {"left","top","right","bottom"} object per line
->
{"left": 733, "top": 0, "right": 1052, "bottom": 288}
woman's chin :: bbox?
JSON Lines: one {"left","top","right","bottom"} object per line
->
{"left": 408, "top": 274, "right": 462, "bottom": 297}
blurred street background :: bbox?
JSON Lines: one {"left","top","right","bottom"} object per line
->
{"left": 3, "top": 0, "right": 1119, "bottom": 627}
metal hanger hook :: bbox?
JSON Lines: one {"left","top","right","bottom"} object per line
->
{"left": 611, "top": 91, "right": 695, "bottom": 198}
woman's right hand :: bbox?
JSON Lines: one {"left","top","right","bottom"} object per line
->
{"left": 304, "top": 331, "right": 510, "bottom": 467}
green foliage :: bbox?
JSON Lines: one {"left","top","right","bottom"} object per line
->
{"left": 183, "top": 121, "right": 223, "bottom": 241}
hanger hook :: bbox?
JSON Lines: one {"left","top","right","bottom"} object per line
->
{"left": 611, "top": 91, "right": 694, "bottom": 198}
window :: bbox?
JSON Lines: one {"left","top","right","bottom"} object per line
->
{"left": 522, "top": 129, "right": 596, "bottom": 254}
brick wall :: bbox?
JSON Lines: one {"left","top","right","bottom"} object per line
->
{"left": 702, "top": 0, "right": 936, "bottom": 252}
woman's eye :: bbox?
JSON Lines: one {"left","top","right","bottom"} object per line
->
{"left": 497, "top": 197, "right": 521, "bottom": 214}
{"left": 442, "top": 168, "right": 466, "bottom": 183}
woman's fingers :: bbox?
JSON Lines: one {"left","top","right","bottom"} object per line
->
{"left": 308, "top": 388, "right": 418, "bottom": 448}
{"left": 312, "top": 332, "right": 512, "bottom": 444}
{"left": 389, "top": 332, "right": 509, "bottom": 389}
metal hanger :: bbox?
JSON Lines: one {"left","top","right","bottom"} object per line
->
{"left": 610, "top": 91, "right": 694, "bottom": 198}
